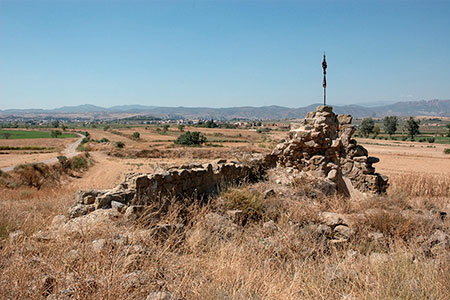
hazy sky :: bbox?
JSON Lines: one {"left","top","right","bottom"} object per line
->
{"left": 1, "top": 0, "right": 450, "bottom": 109}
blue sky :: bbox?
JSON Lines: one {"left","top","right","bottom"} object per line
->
{"left": 1, "top": 0, "right": 450, "bottom": 109}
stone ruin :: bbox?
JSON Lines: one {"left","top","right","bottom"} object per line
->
{"left": 271, "top": 105, "right": 388, "bottom": 197}
{"left": 69, "top": 158, "right": 270, "bottom": 218}
{"left": 69, "top": 105, "right": 388, "bottom": 219}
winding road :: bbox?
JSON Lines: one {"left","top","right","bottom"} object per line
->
{"left": 0, "top": 133, "right": 85, "bottom": 172}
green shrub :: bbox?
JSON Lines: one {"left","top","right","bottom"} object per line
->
{"left": 256, "top": 127, "right": 270, "bottom": 133}
{"left": 132, "top": 132, "right": 140, "bottom": 139}
{"left": 115, "top": 141, "right": 125, "bottom": 149}
{"left": 70, "top": 156, "right": 88, "bottom": 170}
{"left": 428, "top": 137, "right": 435, "bottom": 143}
{"left": 99, "top": 137, "right": 110, "bottom": 143}
{"left": 50, "top": 130, "right": 62, "bottom": 138}
{"left": 222, "top": 188, "right": 266, "bottom": 223}
{"left": 174, "top": 131, "right": 207, "bottom": 146}
{"left": 444, "top": 148, "right": 450, "bottom": 155}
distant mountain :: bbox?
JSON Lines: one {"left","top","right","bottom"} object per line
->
{"left": 370, "top": 99, "right": 450, "bottom": 117}
{"left": 108, "top": 105, "right": 158, "bottom": 112}
{"left": 1, "top": 99, "right": 449, "bottom": 120}
{"left": 52, "top": 104, "right": 106, "bottom": 113}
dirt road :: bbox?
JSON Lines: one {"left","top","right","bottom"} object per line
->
{"left": 0, "top": 134, "right": 85, "bottom": 172}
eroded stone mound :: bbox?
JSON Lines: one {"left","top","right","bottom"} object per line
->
{"left": 271, "top": 105, "right": 388, "bottom": 195}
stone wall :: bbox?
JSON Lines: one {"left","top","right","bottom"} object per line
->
{"left": 271, "top": 105, "right": 388, "bottom": 195}
{"left": 69, "top": 157, "right": 269, "bottom": 218}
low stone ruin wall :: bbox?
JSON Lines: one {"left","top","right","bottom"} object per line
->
{"left": 69, "top": 105, "right": 388, "bottom": 220}
{"left": 69, "top": 157, "right": 270, "bottom": 219}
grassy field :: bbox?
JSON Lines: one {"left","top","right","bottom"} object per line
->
{"left": 0, "top": 129, "right": 78, "bottom": 139}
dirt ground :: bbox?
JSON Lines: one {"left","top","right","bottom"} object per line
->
{"left": 0, "top": 137, "right": 78, "bottom": 169}
{"left": 358, "top": 138, "right": 450, "bottom": 176}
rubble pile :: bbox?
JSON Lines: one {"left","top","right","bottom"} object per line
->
{"left": 271, "top": 105, "right": 388, "bottom": 195}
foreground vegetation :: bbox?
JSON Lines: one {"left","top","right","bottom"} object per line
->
{"left": 0, "top": 167, "right": 448, "bottom": 299}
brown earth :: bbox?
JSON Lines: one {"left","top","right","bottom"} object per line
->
{"left": 358, "top": 138, "right": 450, "bottom": 176}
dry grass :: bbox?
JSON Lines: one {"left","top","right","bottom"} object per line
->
{"left": 389, "top": 173, "right": 450, "bottom": 197}
{"left": 0, "top": 168, "right": 449, "bottom": 299}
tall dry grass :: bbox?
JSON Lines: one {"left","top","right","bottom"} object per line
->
{"left": 389, "top": 173, "right": 450, "bottom": 198}
{"left": 0, "top": 171, "right": 448, "bottom": 299}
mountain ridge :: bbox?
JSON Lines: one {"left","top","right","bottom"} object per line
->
{"left": 1, "top": 99, "right": 449, "bottom": 120}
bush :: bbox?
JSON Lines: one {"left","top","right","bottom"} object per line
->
{"left": 428, "top": 137, "right": 435, "bottom": 143}
{"left": 50, "top": 130, "right": 62, "bottom": 138}
{"left": 115, "top": 141, "right": 125, "bottom": 149}
{"left": 70, "top": 156, "right": 88, "bottom": 170}
{"left": 174, "top": 131, "right": 207, "bottom": 146}
{"left": 444, "top": 148, "right": 450, "bottom": 155}
{"left": 57, "top": 155, "right": 70, "bottom": 169}
{"left": 256, "top": 127, "right": 270, "bottom": 133}
{"left": 132, "top": 132, "right": 140, "bottom": 139}
{"left": 222, "top": 188, "right": 266, "bottom": 223}
{"left": 99, "top": 137, "right": 110, "bottom": 143}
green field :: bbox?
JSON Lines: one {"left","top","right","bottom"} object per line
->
{"left": 0, "top": 129, "right": 78, "bottom": 139}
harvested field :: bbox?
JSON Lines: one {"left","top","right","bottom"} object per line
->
{"left": 359, "top": 138, "right": 450, "bottom": 176}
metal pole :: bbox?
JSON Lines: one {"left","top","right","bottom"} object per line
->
{"left": 322, "top": 53, "right": 327, "bottom": 106}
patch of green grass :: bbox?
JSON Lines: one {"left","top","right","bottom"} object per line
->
{"left": 0, "top": 129, "right": 77, "bottom": 139}
{"left": 0, "top": 146, "right": 54, "bottom": 151}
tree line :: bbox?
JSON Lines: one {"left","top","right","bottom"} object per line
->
{"left": 359, "top": 116, "right": 422, "bottom": 140}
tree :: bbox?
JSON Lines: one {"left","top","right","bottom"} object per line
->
{"left": 51, "top": 120, "right": 60, "bottom": 128}
{"left": 383, "top": 116, "right": 398, "bottom": 136}
{"left": 51, "top": 130, "right": 62, "bottom": 138}
{"left": 132, "top": 132, "right": 140, "bottom": 139}
{"left": 205, "top": 119, "right": 218, "bottom": 128}
{"left": 405, "top": 117, "right": 420, "bottom": 140}
{"left": 178, "top": 124, "right": 185, "bottom": 132}
{"left": 162, "top": 125, "right": 169, "bottom": 133}
{"left": 359, "top": 118, "right": 375, "bottom": 137}
{"left": 446, "top": 123, "right": 450, "bottom": 137}
{"left": 174, "top": 131, "right": 207, "bottom": 145}
{"left": 373, "top": 124, "right": 380, "bottom": 137}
